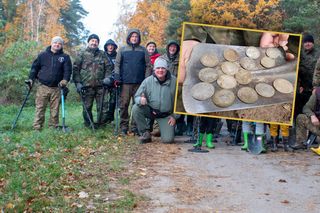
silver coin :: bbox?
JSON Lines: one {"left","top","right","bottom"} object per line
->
{"left": 221, "top": 61, "right": 239, "bottom": 75}
{"left": 261, "top": 56, "right": 276, "bottom": 68}
{"left": 237, "top": 87, "right": 258, "bottom": 104}
{"left": 255, "top": 83, "right": 275, "bottom": 98}
{"left": 223, "top": 48, "right": 239, "bottom": 62}
{"left": 246, "top": 46, "right": 261, "bottom": 59}
{"left": 235, "top": 68, "right": 253, "bottom": 85}
{"left": 200, "top": 53, "right": 219, "bottom": 67}
{"left": 198, "top": 67, "right": 219, "bottom": 83}
{"left": 240, "top": 57, "right": 256, "bottom": 71}
{"left": 212, "top": 89, "right": 236, "bottom": 108}
{"left": 217, "top": 74, "right": 237, "bottom": 89}
{"left": 273, "top": 78, "right": 293, "bottom": 94}
{"left": 266, "top": 47, "right": 283, "bottom": 59}
{"left": 191, "top": 82, "right": 215, "bottom": 101}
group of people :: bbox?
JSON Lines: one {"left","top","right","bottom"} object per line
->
{"left": 26, "top": 29, "right": 181, "bottom": 144}
{"left": 26, "top": 26, "right": 320, "bottom": 154}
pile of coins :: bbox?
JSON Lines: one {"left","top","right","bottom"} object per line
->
{"left": 191, "top": 46, "right": 293, "bottom": 108}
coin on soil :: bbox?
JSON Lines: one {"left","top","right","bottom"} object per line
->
{"left": 223, "top": 48, "right": 239, "bottom": 62}
{"left": 240, "top": 57, "right": 256, "bottom": 71}
{"left": 261, "top": 56, "right": 276, "bottom": 68}
{"left": 217, "top": 74, "right": 237, "bottom": 89}
{"left": 198, "top": 67, "right": 219, "bottom": 83}
{"left": 235, "top": 68, "right": 253, "bottom": 85}
{"left": 237, "top": 87, "right": 259, "bottom": 104}
{"left": 255, "top": 83, "right": 275, "bottom": 98}
{"left": 221, "top": 61, "right": 239, "bottom": 75}
{"left": 200, "top": 53, "right": 219, "bottom": 67}
{"left": 273, "top": 78, "right": 293, "bottom": 94}
{"left": 191, "top": 82, "right": 215, "bottom": 101}
{"left": 212, "top": 89, "right": 236, "bottom": 108}
{"left": 246, "top": 46, "right": 260, "bottom": 59}
{"left": 266, "top": 47, "right": 283, "bottom": 59}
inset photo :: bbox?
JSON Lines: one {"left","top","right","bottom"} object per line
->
{"left": 175, "top": 22, "right": 302, "bottom": 125}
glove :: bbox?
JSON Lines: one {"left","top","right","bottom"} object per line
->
{"left": 76, "top": 83, "right": 83, "bottom": 93}
{"left": 114, "top": 80, "right": 121, "bottom": 87}
{"left": 59, "top": 80, "right": 68, "bottom": 88}
{"left": 24, "top": 79, "right": 33, "bottom": 87}
{"left": 103, "top": 76, "right": 114, "bottom": 88}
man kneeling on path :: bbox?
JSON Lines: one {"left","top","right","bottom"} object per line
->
{"left": 293, "top": 87, "right": 320, "bottom": 151}
{"left": 132, "top": 58, "right": 179, "bottom": 143}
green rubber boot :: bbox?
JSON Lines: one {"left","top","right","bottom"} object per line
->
{"left": 206, "top": 133, "right": 215, "bottom": 149}
{"left": 193, "top": 133, "right": 204, "bottom": 147}
{"left": 241, "top": 132, "right": 249, "bottom": 151}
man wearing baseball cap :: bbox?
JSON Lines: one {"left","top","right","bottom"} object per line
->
{"left": 73, "top": 34, "right": 112, "bottom": 128}
{"left": 26, "top": 36, "right": 72, "bottom": 130}
{"left": 132, "top": 58, "right": 179, "bottom": 144}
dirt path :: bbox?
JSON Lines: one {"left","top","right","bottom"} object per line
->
{"left": 128, "top": 129, "right": 320, "bottom": 212}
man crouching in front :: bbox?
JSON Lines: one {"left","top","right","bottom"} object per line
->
{"left": 132, "top": 58, "right": 179, "bottom": 144}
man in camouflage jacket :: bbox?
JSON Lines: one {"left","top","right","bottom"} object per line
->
{"left": 73, "top": 34, "right": 112, "bottom": 127}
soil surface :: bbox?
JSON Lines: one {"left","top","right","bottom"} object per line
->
{"left": 128, "top": 124, "right": 320, "bottom": 212}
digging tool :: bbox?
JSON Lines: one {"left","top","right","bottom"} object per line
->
{"left": 80, "top": 87, "right": 95, "bottom": 132}
{"left": 114, "top": 85, "right": 120, "bottom": 136}
{"left": 57, "top": 86, "right": 70, "bottom": 133}
{"left": 11, "top": 80, "right": 32, "bottom": 130}
{"left": 248, "top": 134, "right": 265, "bottom": 155}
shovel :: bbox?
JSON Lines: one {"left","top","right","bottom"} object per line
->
{"left": 248, "top": 133, "right": 264, "bottom": 155}
{"left": 11, "top": 80, "right": 32, "bottom": 130}
{"left": 58, "top": 86, "right": 70, "bottom": 133}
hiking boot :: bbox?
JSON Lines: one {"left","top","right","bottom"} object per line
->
{"left": 139, "top": 131, "right": 152, "bottom": 144}
{"left": 283, "top": 137, "right": 294, "bottom": 152}
{"left": 290, "top": 143, "right": 306, "bottom": 150}
{"left": 270, "top": 136, "right": 278, "bottom": 152}
{"left": 121, "top": 128, "right": 128, "bottom": 136}
{"left": 193, "top": 133, "right": 204, "bottom": 147}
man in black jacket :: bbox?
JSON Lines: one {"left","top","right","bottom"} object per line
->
{"left": 27, "top": 36, "right": 72, "bottom": 130}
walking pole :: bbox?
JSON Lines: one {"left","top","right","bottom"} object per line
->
{"left": 11, "top": 81, "right": 32, "bottom": 130}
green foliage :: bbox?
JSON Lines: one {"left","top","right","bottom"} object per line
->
{"left": 165, "top": 0, "right": 191, "bottom": 41}
{"left": 0, "top": 40, "right": 41, "bottom": 104}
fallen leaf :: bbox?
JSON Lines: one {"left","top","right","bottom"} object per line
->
{"left": 6, "top": 203, "right": 14, "bottom": 209}
{"left": 278, "top": 179, "right": 287, "bottom": 183}
{"left": 281, "top": 200, "right": 290, "bottom": 204}
{"left": 78, "top": 191, "right": 89, "bottom": 198}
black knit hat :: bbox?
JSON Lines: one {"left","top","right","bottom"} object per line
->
{"left": 303, "top": 34, "right": 314, "bottom": 43}
{"left": 87, "top": 34, "right": 100, "bottom": 43}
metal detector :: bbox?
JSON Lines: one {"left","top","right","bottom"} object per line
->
{"left": 57, "top": 86, "right": 70, "bottom": 133}
{"left": 114, "top": 85, "right": 120, "bottom": 136}
{"left": 11, "top": 81, "right": 32, "bottom": 130}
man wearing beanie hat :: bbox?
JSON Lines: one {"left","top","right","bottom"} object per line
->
{"left": 294, "top": 34, "right": 319, "bottom": 121}
{"left": 132, "top": 58, "right": 179, "bottom": 144}
{"left": 26, "top": 36, "right": 72, "bottom": 130}
{"left": 73, "top": 34, "right": 112, "bottom": 128}
{"left": 114, "top": 28, "right": 152, "bottom": 135}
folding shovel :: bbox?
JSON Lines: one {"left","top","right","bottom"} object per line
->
{"left": 57, "top": 86, "right": 70, "bottom": 133}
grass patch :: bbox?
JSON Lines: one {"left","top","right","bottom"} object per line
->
{"left": 0, "top": 103, "right": 141, "bottom": 211}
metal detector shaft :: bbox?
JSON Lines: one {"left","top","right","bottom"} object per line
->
{"left": 114, "top": 85, "right": 120, "bottom": 136}
{"left": 80, "top": 89, "right": 95, "bottom": 131}
{"left": 60, "top": 87, "right": 67, "bottom": 132}
{"left": 11, "top": 82, "right": 32, "bottom": 130}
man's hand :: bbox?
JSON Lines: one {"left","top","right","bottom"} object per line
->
{"left": 168, "top": 116, "right": 176, "bottom": 126}
{"left": 140, "top": 93, "right": 147, "bottom": 105}
{"left": 59, "top": 80, "right": 68, "bottom": 88}
{"left": 179, "top": 40, "right": 200, "bottom": 84}
{"left": 25, "top": 79, "right": 33, "bottom": 88}
{"left": 311, "top": 115, "right": 320, "bottom": 126}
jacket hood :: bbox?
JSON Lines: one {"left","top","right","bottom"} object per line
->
{"left": 166, "top": 40, "right": 180, "bottom": 58}
{"left": 104, "top": 39, "right": 118, "bottom": 52}
{"left": 126, "top": 28, "right": 141, "bottom": 46}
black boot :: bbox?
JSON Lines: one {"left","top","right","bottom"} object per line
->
{"left": 271, "top": 136, "right": 278, "bottom": 152}
{"left": 283, "top": 136, "right": 293, "bottom": 152}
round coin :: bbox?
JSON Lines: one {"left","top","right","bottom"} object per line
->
{"left": 221, "top": 61, "right": 239, "bottom": 75}
{"left": 261, "top": 56, "right": 276, "bottom": 68}
{"left": 191, "top": 82, "right": 215, "bottom": 101}
{"left": 200, "top": 53, "right": 219, "bottom": 67}
{"left": 237, "top": 87, "right": 259, "bottom": 104}
{"left": 212, "top": 89, "right": 236, "bottom": 108}
{"left": 273, "top": 78, "right": 293, "bottom": 94}
{"left": 235, "top": 68, "right": 253, "bottom": 85}
{"left": 246, "top": 46, "right": 260, "bottom": 59}
{"left": 223, "top": 48, "right": 239, "bottom": 62}
{"left": 266, "top": 47, "right": 283, "bottom": 59}
{"left": 198, "top": 67, "right": 219, "bottom": 83}
{"left": 240, "top": 57, "right": 256, "bottom": 71}
{"left": 217, "top": 75, "right": 237, "bottom": 89}
{"left": 255, "top": 83, "right": 275, "bottom": 98}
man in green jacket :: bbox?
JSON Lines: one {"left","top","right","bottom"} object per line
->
{"left": 73, "top": 34, "right": 112, "bottom": 128}
{"left": 132, "top": 58, "right": 179, "bottom": 143}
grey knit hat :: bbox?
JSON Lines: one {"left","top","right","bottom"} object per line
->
{"left": 51, "top": 36, "right": 64, "bottom": 45}
{"left": 154, "top": 58, "right": 168, "bottom": 70}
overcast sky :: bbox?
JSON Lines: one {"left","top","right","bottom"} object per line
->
{"left": 80, "top": 0, "right": 135, "bottom": 47}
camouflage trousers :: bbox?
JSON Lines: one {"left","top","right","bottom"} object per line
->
{"left": 296, "top": 114, "right": 320, "bottom": 145}
{"left": 33, "top": 84, "right": 60, "bottom": 130}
